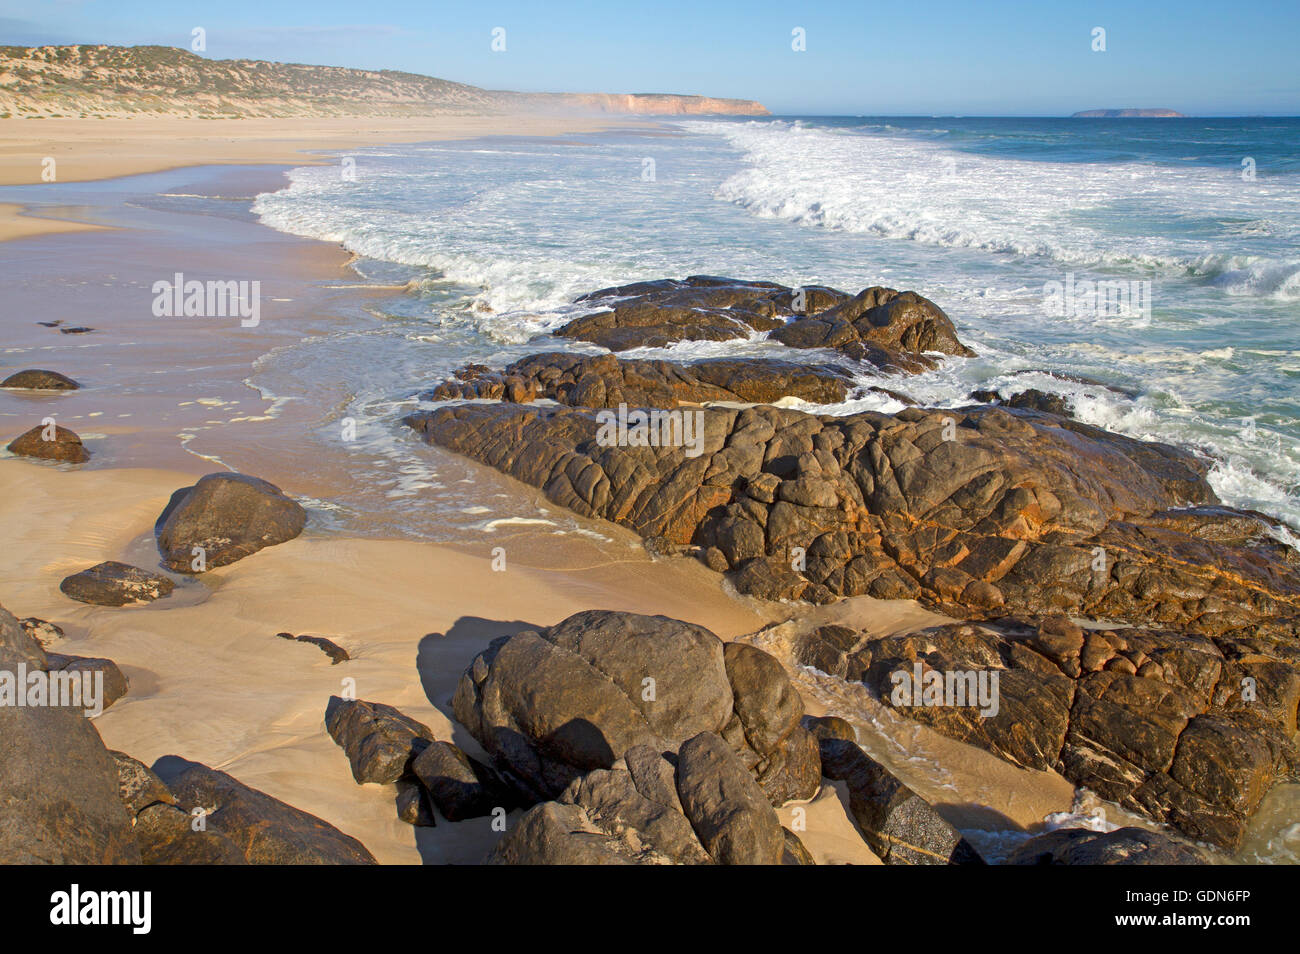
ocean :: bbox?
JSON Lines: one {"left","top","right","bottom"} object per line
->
{"left": 249, "top": 116, "right": 1300, "bottom": 547}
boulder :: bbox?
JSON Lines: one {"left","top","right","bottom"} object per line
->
{"left": 2, "top": 369, "right": 79, "bottom": 390}
{"left": 156, "top": 472, "right": 306, "bottom": 572}
{"left": 110, "top": 752, "right": 245, "bottom": 864}
{"left": 44, "top": 653, "right": 129, "bottom": 711}
{"left": 410, "top": 740, "right": 511, "bottom": 821}
{"left": 59, "top": 561, "right": 175, "bottom": 606}
{"left": 452, "top": 611, "right": 820, "bottom": 805}
{"left": 7, "top": 423, "right": 89, "bottom": 462}
{"left": 675, "top": 732, "right": 785, "bottom": 865}
{"left": 152, "top": 756, "right": 376, "bottom": 864}
{"left": 324, "top": 696, "right": 435, "bottom": 785}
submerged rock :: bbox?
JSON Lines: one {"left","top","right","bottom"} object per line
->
{"left": 276, "top": 631, "right": 350, "bottom": 664}
{"left": 156, "top": 472, "right": 306, "bottom": 573}
{"left": 59, "top": 561, "right": 175, "bottom": 606}
{"left": 1, "top": 369, "right": 79, "bottom": 390}
{"left": 6, "top": 423, "right": 89, "bottom": 462}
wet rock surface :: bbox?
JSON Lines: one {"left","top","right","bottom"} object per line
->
{"left": 7, "top": 423, "right": 89, "bottom": 462}
{"left": 2, "top": 369, "right": 80, "bottom": 390}
{"left": 1007, "top": 826, "right": 1208, "bottom": 865}
{"left": 808, "top": 717, "right": 984, "bottom": 864}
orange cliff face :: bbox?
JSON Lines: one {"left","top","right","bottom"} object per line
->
{"left": 520, "top": 92, "right": 771, "bottom": 116}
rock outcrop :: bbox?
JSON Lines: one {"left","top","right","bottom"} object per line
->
{"left": 793, "top": 615, "right": 1300, "bottom": 850}
{"left": 0, "top": 604, "right": 138, "bottom": 863}
{"left": 428, "top": 352, "right": 853, "bottom": 408}
{"left": 406, "top": 400, "right": 1300, "bottom": 634}
{"left": 155, "top": 472, "right": 307, "bottom": 572}
{"left": 553, "top": 277, "right": 972, "bottom": 372}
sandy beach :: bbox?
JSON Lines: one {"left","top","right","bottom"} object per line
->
{"left": 4, "top": 109, "right": 1294, "bottom": 868}
{"left": 0, "top": 115, "right": 1088, "bottom": 863}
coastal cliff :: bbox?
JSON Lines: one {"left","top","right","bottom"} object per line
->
{"left": 0, "top": 45, "right": 768, "bottom": 119}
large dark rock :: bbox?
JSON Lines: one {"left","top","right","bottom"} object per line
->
{"left": 428, "top": 352, "right": 853, "bottom": 408}
{"left": 816, "top": 734, "right": 983, "bottom": 865}
{"left": 0, "top": 604, "right": 139, "bottom": 863}
{"left": 152, "top": 756, "right": 376, "bottom": 864}
{"left": 59, "top": 561, "right": 175, "bottom": 606}
{"left": 324, "top": 696, "right": 435, "bottom": 785}
{"left": 7, "top": 423, "right": 89, "bottom": 462}
{"left": 156, "top": 472, "right": 307, "bottom": 572}
{"left": 675, "top": 731, "right": 785, "bottom": 865}
{"left": 453, "top": 610, "right": 821, "bottom": 806}
{"left": 410, "top": 740, "right": 512, "bottom": 821}
{"left": 406, "top": 400, "right": 1300, "bottom": 637}
{"left": 2, "top": 369, "right": 80, "bottom": 390}
{"left": 794, "top": 615, "right": 1300, "bottom": 850}
{"left": 1007, "top": 826, "right": 1208, "bottom": 865}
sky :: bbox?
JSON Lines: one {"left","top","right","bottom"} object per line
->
{"left": 2, "top": 0, "right": 1297, "bottom": 115}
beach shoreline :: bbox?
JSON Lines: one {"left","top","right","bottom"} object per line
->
{"left": 3, "top": 115, "right": 1294, "bottom": 865}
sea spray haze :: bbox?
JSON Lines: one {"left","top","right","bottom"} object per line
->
{"left": 251, "top": 116, "right": 1300, "bottom": 536}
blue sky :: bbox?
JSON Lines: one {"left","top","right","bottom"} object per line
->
{"left": 2, "top": 0, "right": 1297, "bottom": 115}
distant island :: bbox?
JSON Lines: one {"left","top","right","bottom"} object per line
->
{"left": 1071, "top": 108, "right": 1185, "bottom": 118}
